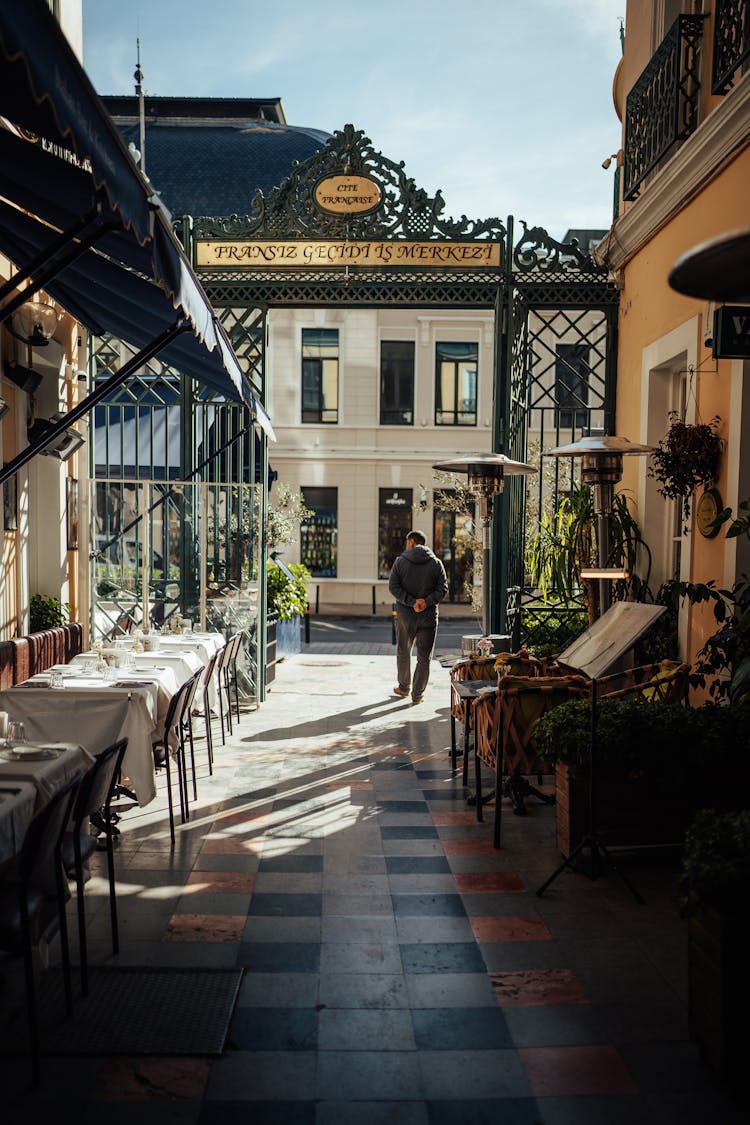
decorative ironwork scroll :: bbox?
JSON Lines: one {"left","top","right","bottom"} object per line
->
{"left": 193, "top": 123, "right": 507, "bottom": 245}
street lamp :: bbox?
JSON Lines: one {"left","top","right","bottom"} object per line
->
{"left": 546, "top": 433, "right": 653, "bottom": 615}
{"left": 432, "top": 452, "right": 536, "bottom": 638}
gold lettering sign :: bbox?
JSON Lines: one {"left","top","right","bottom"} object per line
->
{"left": 313, "top": 174, "right": 381, "bottom": 215}
{"left": 196, "top": 240, "right": 502, "bottom": 269}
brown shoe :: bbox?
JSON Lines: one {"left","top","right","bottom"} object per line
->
{"left": 393, "top": 686, "right": 409, "bottom": 698}
{"left": 411, "top": 696, "right": 424, "bottom": 705}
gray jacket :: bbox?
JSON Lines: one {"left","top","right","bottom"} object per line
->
{"left": 389, "top": 545, "right": 448, "bottom": 612}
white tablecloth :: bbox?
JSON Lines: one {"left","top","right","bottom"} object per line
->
{"left": 0, "top": 679, "right": 166, "bottom": 807}
{"left": 0, "top": 778, "right": 37, "bottom": 866}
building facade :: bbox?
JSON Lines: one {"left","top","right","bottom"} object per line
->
{"left": 596, "top": 0, "right": 750, "bottom": 663}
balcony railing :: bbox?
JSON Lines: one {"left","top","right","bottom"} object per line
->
{"left": 623, "top": 14, "right": 706, "bottom": 201}
{"left": 713, "top": 0, "right": 750, "bottom": 94}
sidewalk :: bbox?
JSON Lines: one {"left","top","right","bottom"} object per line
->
{"left": 2, "top": 645, "right": 745, "bottom": 1122}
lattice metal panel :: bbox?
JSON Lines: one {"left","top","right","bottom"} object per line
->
{"left": 203, "top": 275, "right": 501, "bottom": 309}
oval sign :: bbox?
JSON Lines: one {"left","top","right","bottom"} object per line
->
{"left": 314, "top": 174, "right": 382, "bottom": 215}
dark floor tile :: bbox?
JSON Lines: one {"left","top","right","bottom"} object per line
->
{"left": 392, "top": 893, "right": 467, "bottom": 917}
{"left": 385, "top": 856, "right": 452, "bottom": 874}
{"left": 371, "top": 761, "right": 414, "bottom": 771}
{"left": 381, "top": 826, "right": 440, "bottom": 840}
{"left": 248, "top": 892, "right": 322, "bottom": 916}
{"left": 421, "top": 789, "right": 468, "bottom": 801}
{"left": 426, "top": 1099, "right": 541, "bottom": 1124}
{"left": 199, "top": 1104, "right": 315, "bottom": 1125}
{"left": 258, "top": 854, "right": 324, "bottom": 872}
{"left": 401, "top": 942, "right": 487, "bottom": 975}
{"left": 413, "top": 1007, "right": 513, "bottom": 1050}
{"left": 237, "top": 941, "right": 321, "bottom": 973}
{"left": 376, "top": 800, "right": 428, "bottom": 813}
{"left": 228, "top": 1007, "right": 318, "bottom": 1050}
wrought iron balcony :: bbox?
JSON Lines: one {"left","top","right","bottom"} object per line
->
{"left": 713, "top": 0, "right": 750, "bottom": 94}
{"left": 623, "top": 14, "right": 706, "bottom": 201}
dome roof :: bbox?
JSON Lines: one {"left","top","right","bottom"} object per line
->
{"left": 116, "top": 119, "right": 330, "bottom": 218}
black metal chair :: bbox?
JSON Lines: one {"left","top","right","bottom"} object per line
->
{"left": 152, "top": 672, "right": 202, "bottom": 843}
{"left": 220, "top": 632, "right": 243, "bottom": 734}
{"left": 200, "top": 646, "right": 224, "bottom": 767}
{"left": 60, "top": 738, "right": 129, "bottom": 996}
{"left": 0, "top": 776, "right": 80, "bottom": 1085}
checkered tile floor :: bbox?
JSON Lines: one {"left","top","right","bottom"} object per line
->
{"left": 1, "top": 646, "right": 745, "bottom": 1124}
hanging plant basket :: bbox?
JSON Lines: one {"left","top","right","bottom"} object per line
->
{"left": 648, "top": 413, "right": 722, "bottom": 533}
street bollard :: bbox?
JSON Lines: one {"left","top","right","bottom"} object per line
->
{"left": 304, "top": 601, "right": 310, "bottom": 644}
{"left": 391, "top": 603, "right": 397, "bottom": 645}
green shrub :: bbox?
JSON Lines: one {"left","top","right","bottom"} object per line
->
{"left": 267, "top": 562, "right": 310, "bottom": 621}
{"left": 30, "top": 593, "right": 70, "bottom": 632}
{"left": 535, "top": 698, "right": 750, "bottom": 783}
{"left": 678, "top": 809, "right": 750, "bottom": 916}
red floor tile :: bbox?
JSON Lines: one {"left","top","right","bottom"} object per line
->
{"left": 185, "top": 870, "right": 256, "bottom": 893}
{"left": 163, "top": 913, "right": 247, "bottom": 941}
{"left": 470, "top": 914, "right": 552, "bottom": 942}
{"left": 211, "top": 806, "right": 274, "bottom": 829}
{"left": 491, "top": 968, "right": 588, "bottom": 1006}
{"left": 201, "top": 836, "right": 266, "bottom": 855}
{"left": 519, "top": 1045, "right": 638, "bottom": 1096}
{"left": 432, "top": 811, "right": 482, "bottom": 825}
{"left": 442, "top": 838, "right": 503, "bottom": 856}
{"left": 92, "top": 1057, "right": 211, "bottom": 1100}
{"left": 454, "top": 871, "right": 526, "bottom": 893}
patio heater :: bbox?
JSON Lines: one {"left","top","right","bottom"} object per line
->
{"left": 432, "top": 452, "right": 536, "bottom": 640}
{"left": 546, "top": 434, "right": 654, "bottom": 616}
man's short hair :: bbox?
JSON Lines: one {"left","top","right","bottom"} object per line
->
{"left": 407, "top": 530, "right": 426, "bottom": 545}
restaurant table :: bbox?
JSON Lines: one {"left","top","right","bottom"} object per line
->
{"left": 450, "top": 680, "right": 498, "bottom": 778}
{"left": 0, "top": 668, "right": 179, "bottom": 807}
{"left": 0, "top": 778, "right": 37, "bottom": 865}
{"left": 0, "top": 742, "right": 93, "bottom": 864}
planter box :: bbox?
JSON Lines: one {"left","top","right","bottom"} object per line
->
{"left": 277, "top": 615, "right": 302, "bottom": 659}
{"left": 555, "top": 762, "right": 693, "bottom": 856}
{"left": 688, "top": 905, "right": 750, "bottom": 1090}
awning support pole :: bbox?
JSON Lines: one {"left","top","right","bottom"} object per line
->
{"left": 0, "top": 318, "right": 190, "bottom": 487}
{"left": 0, "top": 202, "right": 116, "bottom": 318}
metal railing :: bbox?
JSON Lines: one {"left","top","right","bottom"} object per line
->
{"left": 623, "top": 14, "right": 706, "bottom": 200}
{"left": 712, "top": 0, "right": 750, "bottom": 94}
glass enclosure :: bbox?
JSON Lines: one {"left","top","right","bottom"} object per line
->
{"left": 90, "top": 478, "right": 262, "bottom": 702}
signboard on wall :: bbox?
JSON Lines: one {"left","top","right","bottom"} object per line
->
{"left": 712, "top": 305, "right": 750, "bottom": 359}
{"left": 196, "top": 240, "right": 502, "bottom": 270}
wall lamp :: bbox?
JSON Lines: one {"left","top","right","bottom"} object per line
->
{"left": 601, "top": 150, "right": 622, "bottom": 170}
{"left": 27, "top": 413, "right": 85, "bottom": 461}
{"left": 6, "top": 299, "right": 60, "bottom": 347}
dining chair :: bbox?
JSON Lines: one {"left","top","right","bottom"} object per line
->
{"left": 221, "top": 631, "right": 244, "bottom": 733}
{"left": 0, "top": 775, "right": 81, "bottom": 1086}
{"left": 152, "top": 672, "right": 201, "bottom": 844}
{"left": 200, "top": 646, "right": 223, "bottom": 768}
{"left": 60, "top": 738, "right": 129, "bottom": 997}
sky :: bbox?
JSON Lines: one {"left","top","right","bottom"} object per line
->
{"left": 82, "top": 0, "right": 626, "bottom": 241}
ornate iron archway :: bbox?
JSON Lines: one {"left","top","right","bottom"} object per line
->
{"left": 93, "top": 122, "right": 618, "bottom": 668}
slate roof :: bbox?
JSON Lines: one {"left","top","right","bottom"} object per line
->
{"left": 103, "top": 99, "right": 330, "bottom": 219}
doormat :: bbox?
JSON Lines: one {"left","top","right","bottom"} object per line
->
{"left": 1, "top": 967, "right": 243, "bottom": 1056}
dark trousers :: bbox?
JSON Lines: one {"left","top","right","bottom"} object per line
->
{"left": 395, "top": 606, "right": 438, "bottom": 700}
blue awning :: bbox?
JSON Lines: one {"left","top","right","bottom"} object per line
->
{"left": 0, "top": 0, "right": 274, "bottom": 438}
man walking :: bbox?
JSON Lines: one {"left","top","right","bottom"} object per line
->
{"left": 388, "top": 529, "right": 448, "bottom": 704}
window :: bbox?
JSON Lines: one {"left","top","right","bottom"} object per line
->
{"left": 380, "top": 341, "right": 414, "bottom": 425}
{"left": 378, "top": 489, "right": 412, "bottom": 579}
{"left": 555, "top": 343, "right": 590, "bottom": 429}
{"left": 300, "top": 487, "right": 337, "bottom": 577}
{"left": 302, "top": 329, "right": 338, "bottom": 423}
{"left": 435, "top": 342, "right": 477, "bottom": 426}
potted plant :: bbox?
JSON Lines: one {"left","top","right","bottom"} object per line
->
{"left": 648, "top": 412, "right": 722, "bottom": 533}
{"left": 678, "top": 809, "right": 750, "bottom": 1091}
{"left": 535, "top": 698, "right": 750, "bottom": 855}
{"left": 29, "top": 593, "right": 70, "bottom": 632}
{"left": 266, "top": 561, "right": 310, "bottom": 664}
